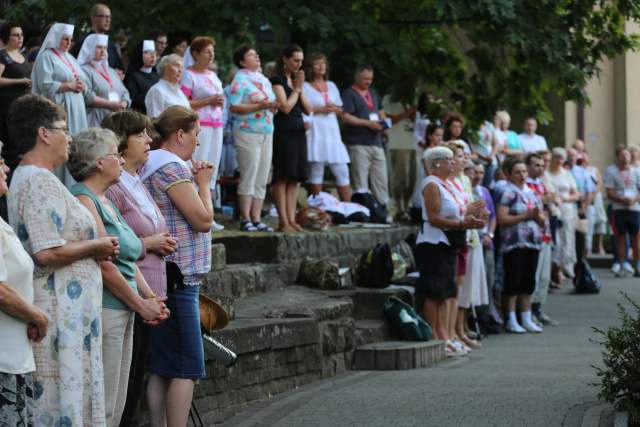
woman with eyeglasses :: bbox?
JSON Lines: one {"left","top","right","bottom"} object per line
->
{"left": 101, "top": 110, "right": 177, "bottom": 425}
{"left": 7, "top": 94, "right": 120, "bottom": 425}
{"left": 416, "top": 146, "right": 485, "bottom": 358}
{"left": 68, "top": 127, "right": 170, "bottom": 426}
{"left": 0, "top": 22, "right": 31, "bottom": 170}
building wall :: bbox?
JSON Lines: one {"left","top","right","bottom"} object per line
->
{"left": 563, "top": 21, "right": 640, "bottom": 172}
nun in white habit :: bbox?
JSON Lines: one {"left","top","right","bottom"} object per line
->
{"left": 79, "top": 34, "right": 131, "bottom": 127}
{"left": 31, "top": 23, "right": 94, "bottom": 135}
{"left": 32, "top": 23, "right": 100, "bottom": 185}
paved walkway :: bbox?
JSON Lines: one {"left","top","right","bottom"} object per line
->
{"left": 224, "top": 269, "right": 639, "bottom": 427}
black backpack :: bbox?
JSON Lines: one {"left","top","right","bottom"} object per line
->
{"left": 351, "top": 192, "right": 388, "bottom": 224}
{"left": 356, "top": 243, "right": 393, "bottom": 288}
{"left": 573, "top": 259, "right": 601, "bottom": 294}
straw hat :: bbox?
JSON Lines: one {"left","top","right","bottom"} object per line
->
{"left": 199, "top": 293, "right": 229, "bottom": 333}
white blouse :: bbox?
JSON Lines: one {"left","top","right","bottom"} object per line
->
{"left": 119, "top": 170, "right": 159, "bottom": 227}
{"left": 0, "top": 218, "right": 35, "bottom": 374}
{"left": 145, "top": 78, "right": 191, "bottom": 118}
{"left": 303, "top": 81, "right": 350, "bottom": 164}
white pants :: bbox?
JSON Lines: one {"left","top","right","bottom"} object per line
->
{"left": 193, "top": 126, "right": 224, "bottom": 190}
{"left": 308, "top": 161, "right": 350, "bottom": 186}
{"left": 102, "top": 309, "right": 134, "bottom": 427}
{"left": 553, "top": 202, "right": 577, "bottom": 273}
{"left": 533, "top": 242, "right": 552, "bottom": 305}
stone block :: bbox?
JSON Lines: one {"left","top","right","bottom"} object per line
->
{"left": 395, "top": 347, "right": 414, "bottom": 370}
{"left": 271, "top": 319, "right": 319, "bottom": 350}
{"left": 211, "top": 243, "right": 226, "bottom": 270}
{"left": 374, "top": 348, "right": 396, "bottom": 370}
{"left": 352, "top": 287, "right": 415, "bottom": 321}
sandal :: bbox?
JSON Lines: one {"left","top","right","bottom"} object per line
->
{"left": 240, "top": 220, "right": 258, "bottom": 232}
{"left": 253, "top": 222, "right": 273, "bottom": 232}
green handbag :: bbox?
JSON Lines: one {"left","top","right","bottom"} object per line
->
{"left": 383, "top": 296, "right": 433, "bottom": 341}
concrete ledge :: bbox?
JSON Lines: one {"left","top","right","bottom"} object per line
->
{"left": 201, "top": 262, "right": 300, "bottom": 302}
{"left": 353, "top": 340, "right": 446, "bottom": 370}
{"left": 213, "top": 225, "right": 418, "bottom": 264}
{"left": 355, "top": 319, "right": 390, "bottom": 347}
{"left": 352, "top": 286, "right": 415, "bottom": 320}
{"left": 210, "top": 317, "right": 320, "bottom": 355}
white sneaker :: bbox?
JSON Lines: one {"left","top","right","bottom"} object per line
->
{"left": 623, "top": 262, "right": 634, "bottom": 276}
{"left": 446, "top": 339, "right": 468, "bottom": 355}
{"left": 506, "top": 322, "right": 526, "bottom": 334}
{"left": 211, "top": 221, "right": 225, "bottom": 232}
{"left": 612, "top": 262, "right": 622, "bottom": 277}
{"left": 522, "top": 321, "right": 543, "bottom": 333}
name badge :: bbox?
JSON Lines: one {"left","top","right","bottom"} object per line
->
{"left": 369, "top": 113, "right": 379, "bottom": 122}
{"left": 623, "top": 188, "right": 636, "bottom": 199}
{"left": 108, "top": 92, "right": 120, "bottom": 102}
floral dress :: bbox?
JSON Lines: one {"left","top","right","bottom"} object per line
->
{"left": 8, "top": 165, "right": 105, "bottom": 427}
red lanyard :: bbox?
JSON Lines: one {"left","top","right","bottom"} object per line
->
{"left": 511, "top": 183, "right": 536, "bottom": 210}
{"left": 353, "top": 86, "right": 374, "bottom": 110}
{"left": 433, "top": 176, "right": 466, "bottom": 216}
{"left": 620, "top": 167, "right": 632, "bottom": 187}
{"left": 313, "top": 82, "right": 329, "bottom": 104}
{"left": 90, "top": 62, "right": 113, "bottom": 89}
{"left": 51, "top": 49, "right": 78, "bottom": 79}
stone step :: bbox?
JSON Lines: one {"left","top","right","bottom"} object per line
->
{"left": 352, "top": 286, "right": 415, "bottom": 320}
{"left": 213, "top": 225, "right": 418, "bottom": 264}
{"left": 201, "top": 262, "right": 299, "bottom": 303}
{"left": 353, "top": 340, "right": 446, "bottom": 370}
{"left": 233, "top": 285, "right": 353, "bottom": 321}
{"left": 354, "top": 319, "right": 390, "bottom": 347}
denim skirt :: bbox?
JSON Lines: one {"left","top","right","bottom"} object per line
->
{"left": 148, "top": 284, "right": 205, "bottom": 379}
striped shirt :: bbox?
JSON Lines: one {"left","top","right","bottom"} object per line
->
{"left": 106, "top": 180, "right": 169, "bottom": 297}
{"left": 143, "top": 162, "right": 211, "bottom": 285}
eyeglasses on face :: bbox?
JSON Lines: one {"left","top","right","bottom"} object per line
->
{"left": 94, "top": 14, "right": 111, "bottom": 19}
{"left": 101, "top": 152, "right": 122, "bottom": 160}
{"left": 46, "top": 126, "right": 71, "bottom": 136}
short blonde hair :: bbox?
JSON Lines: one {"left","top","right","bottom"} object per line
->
{"left": 496, "top": 110, "right": 511, "bottom": 127}
{"left": 424, "top": 146, "right": 453, "bottom": 170}
{"left": 68, "top": 128, "right": 118, "bottom": 181}
{"left": 551, "top": 147, "right": 567, "bottom": 160}
{"left": 157, "top": 53, "right": 183, "bottom": 77}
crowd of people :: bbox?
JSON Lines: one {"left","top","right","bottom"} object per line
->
{"left": 414, "top": 113, "right": 640, "bottom": 357}
{"left": 1, "top": 3, "right": 640, "bottom": 427}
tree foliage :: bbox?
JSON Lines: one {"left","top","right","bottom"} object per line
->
{"left": 4, "top": 0, "right": 640, "bottom": 126}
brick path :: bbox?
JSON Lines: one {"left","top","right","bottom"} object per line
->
{"left": 224, "top": 269, "right": 639, "bottom": 427}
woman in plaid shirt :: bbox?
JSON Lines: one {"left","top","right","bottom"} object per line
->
{"left": 497, "top": 156, "right": 546, "bottom": 334}
{"left": 140, "top": 106, "right": 214, "bottom": 426}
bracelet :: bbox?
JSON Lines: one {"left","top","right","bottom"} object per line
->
{"left": 148, "top": 292, "right": 157, "bottom": 300}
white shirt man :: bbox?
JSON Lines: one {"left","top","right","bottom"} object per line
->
{"left": 518, "top": 118, "right": 548, "bottom": 153}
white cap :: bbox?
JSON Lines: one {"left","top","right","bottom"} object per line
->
{"left": 63, "top": 24, "right": 75, "bottom": 37}
{"left": 143, "top": 40, "right": 155, "bottom": 52}
{"left": 78, "top": 33, "right": 109, "bottom": 65}
{"left": 95, "top": 34, "right": 109, "bottom": 46}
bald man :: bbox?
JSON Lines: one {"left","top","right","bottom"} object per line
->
{"left": 71, "top": 3, "right": 123, "bottom": 72}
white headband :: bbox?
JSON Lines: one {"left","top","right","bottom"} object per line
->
{"left": 63, "top": 24, "right": 74, "bottom": 37}
{"left": 143, "top": 40, "right": 155, "bottom": 52}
